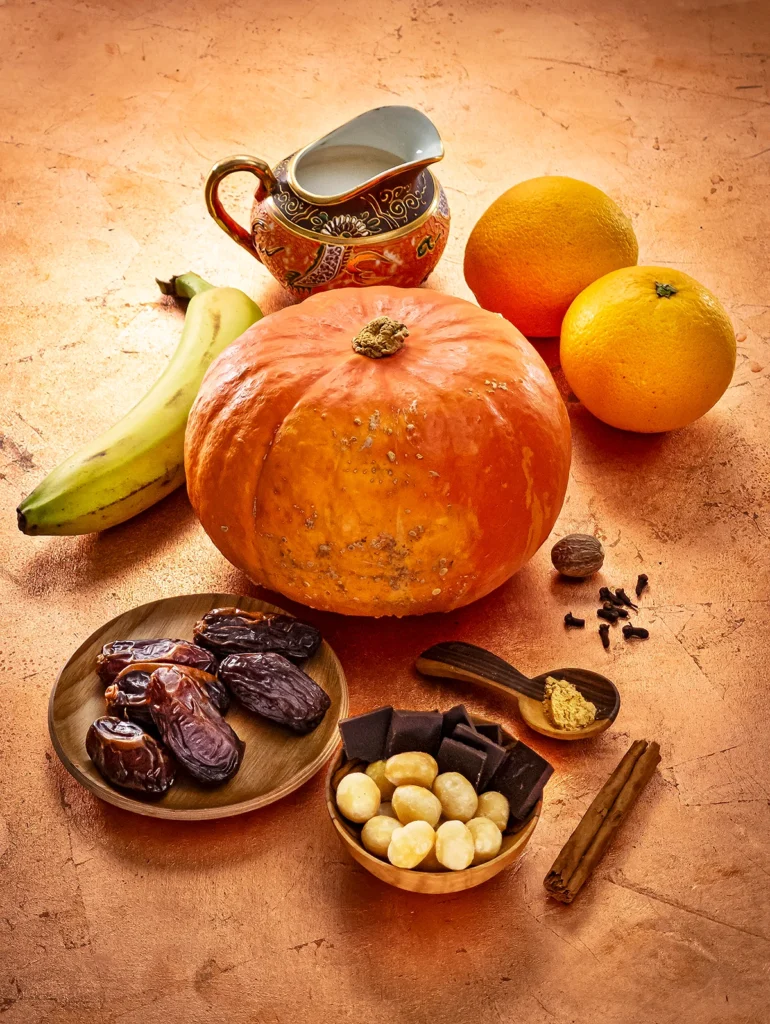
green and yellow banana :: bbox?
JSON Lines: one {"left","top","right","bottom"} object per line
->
{"left": 17, "top": 273, "right": 261, "bottom": 536}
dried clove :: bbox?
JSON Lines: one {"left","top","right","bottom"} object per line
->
{"left": 622, "top": 624, "right": 649, "bottom": 640}
{"left": 597, "top": 607, "right": 621, "bottom": 623}
{"left": 599, "top": 587, "right": 625, "bottom": 607}
{"left": 564, "top": 612, "right": 586, "bottom": 629}
{"left": 614, "top": 588, "right": 638, "bottom": 611}
{"left": 598, "top": 623, "right": 611, "bottom": 649}
{"left": 635, "top": 574, "right": 649, "bottom": 598}
{"left": 603, "top": 602, "right": 629, "bottom": 619}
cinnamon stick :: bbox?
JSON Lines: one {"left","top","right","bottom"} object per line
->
{"left": 544, "top": 739, "right": 660, "bottom": 903}
{"left": 546, "top": 739, "right": 646, "bottom": 891}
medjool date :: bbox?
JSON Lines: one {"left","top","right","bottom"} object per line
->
{"left": 148, "top": 666, "right": 244, "bottom": 784}
{"left": 105, "top": 673, "right": 155, "bottom": 726}
{"left": 86, "top": 717, "right": 176, "bottom": 795}
{"left": 217, "top": 652, "right": 331, "bottom": 733}
{"left": 105, "top": 661, "right": 230, "bottom": 724}
{"left": 96, "top": 638, "right": 218, "bottom": 683}
{"left": 193, "top": 607, "right": 322, "bottom": 662}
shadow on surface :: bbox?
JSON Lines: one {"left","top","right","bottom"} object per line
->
{"left": 16, "top": 488, "right": 198, "bottom": 598}
{"left": 50, "top": 752, "right": 329, "bottom": 870}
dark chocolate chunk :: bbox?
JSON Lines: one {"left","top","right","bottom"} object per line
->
{"left": 338, "top": 706, "right": 393, "bottom": 762}
{"left": 385, "top": 709, "right": 443, "bottom": 757}
{"left": 452, "top": 723, "right": 508, "bottom": 790}
{"left": 487, "top": 741, "right": 553, "bottom": 822}
{"left": 436, "top": 737, "right": 487, "bottom": 790}
{"left": 441, "top": 704, "right": 476, "bottom": 737}
{"left": 475, "top": 722, "right": 504, "bottom": 745}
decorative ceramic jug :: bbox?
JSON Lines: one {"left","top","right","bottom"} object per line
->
{"left": 205, "top": 106, "right": 450, "bottom": 294}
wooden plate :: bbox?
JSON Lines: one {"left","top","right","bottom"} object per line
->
{"left": 325, "top": 717, "right": 541, "bottom": 894}
{"left": 49, "top": 593, "right": 348, "bottom": 820}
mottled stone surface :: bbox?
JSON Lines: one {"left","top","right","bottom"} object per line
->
{"left": 1, "top": 0, "right": 768, "bottom": 1021}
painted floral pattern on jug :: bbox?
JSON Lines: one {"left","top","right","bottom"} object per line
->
{"left": 205, "top": 106, "right": 451, "bottom": 295}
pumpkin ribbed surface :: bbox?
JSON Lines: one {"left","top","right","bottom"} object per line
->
{"left": 185, "top": 286, "right": 571, "bottom": 617}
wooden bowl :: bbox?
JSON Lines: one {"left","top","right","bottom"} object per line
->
{"left": 325, "top": 719, "right": 541, "bottom": 894}
{"left": 49, "top": 592, "right": 348, "bottom": 820}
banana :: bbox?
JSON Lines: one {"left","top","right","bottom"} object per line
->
{"left": 17, "top": 273, "right": 261, "bottom": 536}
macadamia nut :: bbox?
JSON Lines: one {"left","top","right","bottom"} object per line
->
{"left": 392, "top": 785, "right": 442, "bottom": 826}
{"left": 435, "top": 820, "right": 475, "bottom": 871}
{"left": 378, "top": 801, "right": 398, "bottom": 819}
{"left": 387, "top": 820, "right": 436, "bottom": 868}
{"left": 366, "top": 760, "right": 396, "bottom": 800}
{"left": 361, "top": 815, "right": 401, "bottom": 857}
{"left": 432, "top": 772, "right": 478, "bottom": 822}
{"left": 335, "top": 771, "right": 381, "bottom": 823}
{"left": 477, "top": 791, "right": 510, "bottom": 831}
{"left": 417, "top": 844, "right": 445, "bottom": 872}
{"left": 467, "top": 816, "right": 503, "bottom": 864}
{"left": 385, "top": 751, "right": 438, "bottom": 788}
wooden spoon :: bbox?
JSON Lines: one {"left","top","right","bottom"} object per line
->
{"left": 415, "top": 641, "right": 620, "bottom": 741}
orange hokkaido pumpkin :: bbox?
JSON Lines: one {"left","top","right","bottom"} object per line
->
{"left": 185, "top": 287, "right": 571, "bottom": 617}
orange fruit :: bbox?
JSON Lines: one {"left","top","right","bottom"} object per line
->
{"left": 560, "top": 266, "right": 736, "bottom": 433}
{"left": 464, "top": 176, "right": 638, "bottom": 337}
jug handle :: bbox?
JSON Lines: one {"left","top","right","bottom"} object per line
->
{"left": 204, "top": 155, "right": 278, "bottom": 260}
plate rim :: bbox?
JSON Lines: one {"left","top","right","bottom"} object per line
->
{"left": 48, "top": 591, "right": 349, "bottom": 821}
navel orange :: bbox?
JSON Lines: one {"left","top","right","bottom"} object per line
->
{"left": 464, "top": 176, "right": 638, "bottom": 337}
{"left": 560, "top": 266, "right": 736, "bottom": 433}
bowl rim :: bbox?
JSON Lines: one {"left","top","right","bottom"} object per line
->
{"left": 324, "top": 716, "right": 542, "bottom": 880}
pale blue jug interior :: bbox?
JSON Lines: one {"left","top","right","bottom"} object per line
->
{"left": 292, "top": 106, "right": 443, "bottom": 200}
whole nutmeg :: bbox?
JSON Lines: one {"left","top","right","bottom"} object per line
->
{"left": 551, "top": 534, "right": 604, "bottom": 578}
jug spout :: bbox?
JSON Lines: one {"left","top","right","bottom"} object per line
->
{"left": 288, "top": 106, "right": 444, "bottom": 204}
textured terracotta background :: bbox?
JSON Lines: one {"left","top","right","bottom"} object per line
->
{"left": 1, "top": 0, "right": 769, "bottom": 1021}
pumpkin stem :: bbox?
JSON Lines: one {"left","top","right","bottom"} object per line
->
{"left": 352, "top": 317, "right": 409, "bottom": 358}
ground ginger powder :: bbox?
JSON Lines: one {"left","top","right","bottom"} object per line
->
{"left": 543, "top": 676, "right": 597, "bottom": 730}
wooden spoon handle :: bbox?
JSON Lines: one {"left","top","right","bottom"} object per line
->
{"left": 415, "top": 641, "right": 546, "bottom": 702}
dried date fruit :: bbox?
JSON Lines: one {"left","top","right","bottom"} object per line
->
{"left": 105, "top": 673, "right": 155, "bottom": 726}
{"left": 148, "top": 666, "right": 244, "bottom": 785}
{"left": 86, "top": 717, "right": 176, "bottom": 795}
{"left": 105, "top": 661, "right": 230, "bottom": 724}
{"left": 193, "top": 607, "right": 322, "bottom": 662}
{"left": 96, "top": 638, "right": 218, "bottom": 684}
{"left": 217, "top": 652, "right": 331, "bottom": 733}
